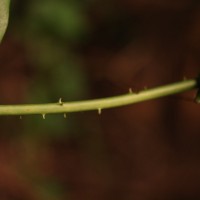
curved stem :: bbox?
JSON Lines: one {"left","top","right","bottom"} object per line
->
{"left": 0, "top": 79, "right": 197, "bottom": 116}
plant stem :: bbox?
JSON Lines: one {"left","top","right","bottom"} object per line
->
{"left": 0, "top": 79, "right": 197, "bottom": 116}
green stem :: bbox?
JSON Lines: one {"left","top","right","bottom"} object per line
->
{"left": 0, "top": 79, "right": 197, "bottom": 116}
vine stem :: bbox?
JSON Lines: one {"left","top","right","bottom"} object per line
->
{"left": 0, "top": 79, "right": 197, "bottom": 116}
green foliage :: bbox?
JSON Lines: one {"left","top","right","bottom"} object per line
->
{"left": 14, "top": 0, "right": 90, "bottom": 137}
{"left": 26, "top": 0, "right": 89, "bottom": 42}
{"left": 0, "top": 0, "right": 10, "bottom": 42}
{"left": 36, "top": 179, "right": 65, "bottom": 200}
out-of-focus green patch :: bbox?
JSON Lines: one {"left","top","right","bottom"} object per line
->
{"left": 16, "top": 0, "right": 90, "bottom": 138}
{"left": 36, "top": 179, "right": 66, "bottom": 200}
{"left": 24, "top": 23, "right": 89, "bottom": 104}
{"left": 27, "top": 0, "right": 89, "bottom": 42}
{"left": 0, "top": 0, "right": 10, "bottom": 42}
{"left": 23, "top": 113, "right": 88, "bottom": 139}
{"left": 24, "top": 115, "right": 68, "bottom": 138}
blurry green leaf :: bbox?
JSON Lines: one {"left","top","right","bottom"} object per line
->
{"left": 29, "top": 1, "right": 88, "bottom": 41}
{"left": 0, "top": 0, "right": 10, "bottom": 42}
{"left": 36, "top": 179, "right": 65, "bottom": 200}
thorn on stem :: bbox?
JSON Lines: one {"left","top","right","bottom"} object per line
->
{"left": 58, "top": 98, "right": 63, "bottom": 105}
{"left": 64, "top": 113, "right": 67, "bottom": 118}
{"left": 42, "top": 114, "right": 46, "bottom": 119}
{"left": 98, "top": 108, "right": 102, "bottom": 115}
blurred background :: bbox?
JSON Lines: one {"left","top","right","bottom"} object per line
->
{"left": 0, "top": 0, "right": 200, "bottom": 199}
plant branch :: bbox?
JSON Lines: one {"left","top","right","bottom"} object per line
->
{"left": 0, "top": 78, "right": 197, "bottom": 116}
